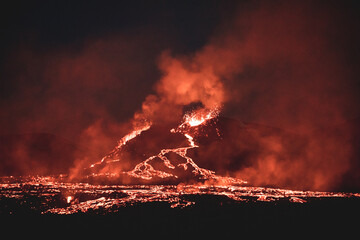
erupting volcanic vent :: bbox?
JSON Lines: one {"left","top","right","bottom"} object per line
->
{"left": 2, "top": 3, "right": 360, "bottom": 232}
{"left": 83, "top": 108, "right": 246, "bottom": 185}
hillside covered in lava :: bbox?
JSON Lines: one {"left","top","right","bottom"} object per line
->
{"left": 77, "top": 115, "right": 360, "bottom": 191}
{"left": 1, "top": 115, "right": 359, "bottom": 192}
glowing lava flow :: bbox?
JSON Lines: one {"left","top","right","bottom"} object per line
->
{"left": 175, "top": 108, "right": 220, "bottom": 130}
{"left": 124, "top": 108, "right": 245, "bottom": 184}
{"left": 88, "top": 108, "right": 246, "bottom": 185}
{"left": 90, "top": 123, "right": 151, "bottom": 168}
{"left": 127, "top": 109, "right": 223, "bottom": 181}
{"left": 1, "top": 176, "right": 359, "bottom": 214}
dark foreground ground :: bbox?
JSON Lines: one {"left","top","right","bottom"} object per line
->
{"left": 1, "top": 187, "right": 359, "bottom": 236}
{"left": 0, "top": 176, "right": 358, "bottom": 236}
{"left": 1, "top": 198, "right": 359, "bottom": 237}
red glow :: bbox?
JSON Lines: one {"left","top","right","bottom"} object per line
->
{"left": 2, "top": 176, "right": 359, "bottom": 214}
{"left": 185, "top": 109, "right": 219, "bottom": 127}
{"left": 85, "top": 107, "right": 246, "bottom": 185}
{"left": 182, "top": 108, "right": 219, "bottom": 127}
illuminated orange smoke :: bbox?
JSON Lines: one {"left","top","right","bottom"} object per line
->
{"left": 88, "top": 107, "right": 245, "bottom": 185}
{"left": 89, "top": 122, "right": 152, "bottom": 168}
{"left": 73, "top": 1, "right": 358, "bottom": 192}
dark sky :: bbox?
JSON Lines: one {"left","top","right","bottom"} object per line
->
{"left": 0, "top": 0, "right": 229, "bottom": 60}
{"left": 0, "top": 0, "right": 235, "bottom": 139}
{"left": 1, "top": 0, "right": 360, "bottom": 141}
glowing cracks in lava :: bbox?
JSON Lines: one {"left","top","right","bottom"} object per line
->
{"left": 128, "top": 155, "right": 177, "bottom": 180}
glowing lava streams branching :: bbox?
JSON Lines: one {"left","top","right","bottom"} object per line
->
{"left": 90, "top": 123, "right": 151, "bottom": 168}
{"left": 87, "top": 108, "right": 246, "bottom": 185}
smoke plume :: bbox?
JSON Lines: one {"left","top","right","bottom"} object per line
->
{"left": 1, "top": 1, "right": 359, "bottom": 190}
{"left": 130, "top": 1, "right": 359, "bottom": 190}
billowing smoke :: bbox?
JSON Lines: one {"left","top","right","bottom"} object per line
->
{"left": 132, "top": 51, "right": 225, "bottom": 126}
{"left": 1, "top": 1, "right": 359, "bottom": 191}
{"left": 129, "top": 1, "right": 359, "bottom": 190}
{"left": 206, "top": 1, "right": 358, "bottom": 191}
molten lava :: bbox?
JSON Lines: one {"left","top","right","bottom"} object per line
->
{"left": 176, "top": 107, "right": 220, "bottom": 129}
{"left": 2, "top": 108, "right": 360, "bottom": 214}
{"left": 90, "top": 123, "right": 151, "bottom": 168}
{"left": 86, "top": 108, "right": 245, "bottom": 185}
{"left": 1, "top": 175, "right": 359, "bottom": 215}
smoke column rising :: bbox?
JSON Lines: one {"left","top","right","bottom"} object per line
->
{"left": 1, "top": 1, "right": 359, "bottom": 191}
{"left": 127, "top": 1, "right": 359, "bottom": 190}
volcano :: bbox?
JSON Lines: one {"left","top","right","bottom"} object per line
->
{"left": 76, "top": 111, "right": 360, "bottom": 192}
{"left": 80, "top": 109, "right": 242, "bottom": 184}
{"left": 2, "top": 114, "right": 359, "bottom": 192}
{"left": 80, "top": 111, "right": 302, "bottom": 186}
{"left": 1, "top": 114, "right": 360, "bottom": 232}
